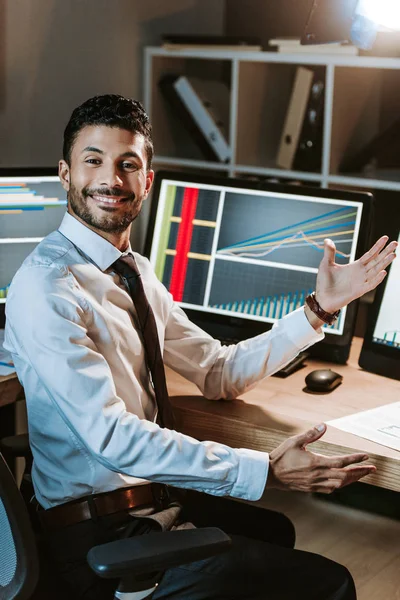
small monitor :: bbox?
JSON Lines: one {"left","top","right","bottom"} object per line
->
{"left": 0, "top": 168, "right": 66, "bottom": 306}
{"left": 359, "top": 228, "right": 400, "bottom": 380}
{"left": 145, "top": 171, "right": 373, "bottom": 364}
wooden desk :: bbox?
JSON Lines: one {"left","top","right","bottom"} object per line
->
{"left": 0, "top": 372, "right": 23, "bottom": 408}
{"left": 1, "top": 339, "right": 399, "bottom": 491}
{"left": 167, "top": 338, "right": 400, "bottom": 492}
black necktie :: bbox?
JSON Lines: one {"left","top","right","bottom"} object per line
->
{"left": 113, "top": 255, "right": 175, "bottom": 430}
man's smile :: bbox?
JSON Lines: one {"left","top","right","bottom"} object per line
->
{"left": 90, "top": 194, "right": 129, "bottom": 206}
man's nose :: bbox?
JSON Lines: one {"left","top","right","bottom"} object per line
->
{"left": 99, "top": 164, "right": 123, "bottom": 188}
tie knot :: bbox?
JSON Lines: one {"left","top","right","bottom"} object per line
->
{"left": 113, "top": 255, "right": 140, "bottom": 279}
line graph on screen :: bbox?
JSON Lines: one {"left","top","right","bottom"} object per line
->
{"left": 217, "top": 206, "right": 357, "bottom": 261}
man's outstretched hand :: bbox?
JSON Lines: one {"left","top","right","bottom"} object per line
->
{"left": 264, "top": 424, "right": 376, "bottom": 495}
{"left": 316, "top": 236, "right": 397, "bottom": 314}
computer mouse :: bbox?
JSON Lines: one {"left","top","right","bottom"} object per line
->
{"left": 305, "top": 369, "right": 343, "bottom": 393}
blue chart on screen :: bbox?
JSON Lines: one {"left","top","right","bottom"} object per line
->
{"left": 217, "top": 193, "right": 356, "bottom": 268}
{"left": 150, "top": 183, "right": 363, "bottom": 336}
{"left": 0, "top": 175, "right": 67, "bottom": 302}
{"left": 206, "top": 192, "right": 360, "bottom": 334}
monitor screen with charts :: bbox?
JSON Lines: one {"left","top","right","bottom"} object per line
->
{"left": 145, "top": 171, "right": 373, "bottom": 364}
{"left": 372, "top": 233, "right": 400, "bottom": 350}
{"left": 359, "top": 229, "right": 400, "bottom": 380}
{"left": 0, "top": 168, "right": 66, "bottom": 305}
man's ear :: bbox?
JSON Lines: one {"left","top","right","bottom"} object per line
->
{"left": 144, "top": 169, "right": 155, "bottom": 197}
{"left": 59, "top": 160, "right": 71, "bottom": 192}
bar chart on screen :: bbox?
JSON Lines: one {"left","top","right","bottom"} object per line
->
{"left": 154, "top": 184, "right": 220, "bottom": 305}
{"left": 0, "top": 284, "right": 10, "bottom": 300}
{"left": 0, "top": 175, "right": 67, "bottom": 304}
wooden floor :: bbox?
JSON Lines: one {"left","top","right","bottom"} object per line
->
{"left": 258, "top": 489, "right": 400, "bottom": 599}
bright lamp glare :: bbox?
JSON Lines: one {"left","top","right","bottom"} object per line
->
{"left": 357, "top": 0, "right": 400, "bottom": 30}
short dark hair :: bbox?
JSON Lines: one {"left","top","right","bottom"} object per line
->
{"left": 63, "top": 94, "right": 154, "bottom": 169}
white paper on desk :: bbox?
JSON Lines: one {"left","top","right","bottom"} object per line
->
{"left": 0, "top": 329, "right": 16, "bottom": 376}
{"left": 327, "top": 402, "right": 400, "bottom": 452}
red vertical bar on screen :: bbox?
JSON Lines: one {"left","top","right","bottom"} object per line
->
{"left": 169, "top": 187, "right": 199, "bottom": 302}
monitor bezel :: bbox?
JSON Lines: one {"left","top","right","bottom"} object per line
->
{"left": 0, "top": 167, "right": 59, "bottom": 177}
{"left": 144, "top": 170, "right": 374, "bottom": 364}
{"left": 359, "top": 224, "right": 400, "bottom": 380}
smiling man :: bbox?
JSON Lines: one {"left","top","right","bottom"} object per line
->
{"left": 60, "top": 110, "right": 154, "bottom": 247}
{"left": 4, "top": 94, "right": 397, "bottom": 600}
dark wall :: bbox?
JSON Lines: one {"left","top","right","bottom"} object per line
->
{"left": 225, "top": 0, "right": 314, "bottom": 47}
{"left": 225, "top": 1, "right": 400, "bottom": 55}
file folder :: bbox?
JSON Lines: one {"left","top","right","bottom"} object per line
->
{"left": 276, "top": 67, "right": 314, "bottom": 170}
{"left": 159, "top": 75, "right": 231, "bottom": 163}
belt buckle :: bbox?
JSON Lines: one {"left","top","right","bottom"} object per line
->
{"left": 152, "top": 483, "right": 170, "bottom": 511}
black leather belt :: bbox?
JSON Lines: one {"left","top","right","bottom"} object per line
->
{"left": 38, "top": 483, "right": 169, "bottom": 530}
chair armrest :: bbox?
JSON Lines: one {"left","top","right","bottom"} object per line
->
{"left": 0, "top": 433, "right": 31, "bottom": 459}
{"left": 87, "top": 527, "right": 231, "bottom": 579}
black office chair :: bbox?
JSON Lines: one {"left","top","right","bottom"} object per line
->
{"left": 0, "top": 435, "right": 36, "bottom": 530}
{"left": 0, "top": 442, "right": 232, "bottom": 600}
{"left": 0, "top": 450, "right": 39, "bottom": 600}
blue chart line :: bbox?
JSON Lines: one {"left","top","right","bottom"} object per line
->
{"left": 210, "top": 289, "right": 342, "bottom": 331}
{"left": 0, "top": 207, "right": 45, "bottom": 212}
{"left": 218, "top": 207, "right": 357, "bottom": 260}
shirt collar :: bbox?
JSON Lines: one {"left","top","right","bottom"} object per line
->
{"left": 58, "top": 212, "right": 132, "bottom": 271}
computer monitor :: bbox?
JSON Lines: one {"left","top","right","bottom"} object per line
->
{"left": 145, "top": 171, "right": 373, "bottom": 364}
{"left": 0, "top": 168, "right": 66, "bottom": 307}
{"left": 359, "top": 228, "right": 400, "bottom": 380}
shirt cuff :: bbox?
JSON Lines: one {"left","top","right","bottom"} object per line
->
{"left": 230, "top": 448, "right": 269, "bottom": 501}
{"left": 281, "top": 307, "right": 324, "bottom": 350}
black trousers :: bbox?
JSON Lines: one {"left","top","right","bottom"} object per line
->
{"left": 39, "top": 491, "right": 356, "bottom": 600}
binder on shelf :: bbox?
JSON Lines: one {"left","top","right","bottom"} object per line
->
{"left": 276, "top": 67, "right": 314, "bottom": 170}
{"left": 159, "top": 75, "right": 231, "bottom": 163}
{"left": 293, "top": 66, "right": 325, "bottom": 173}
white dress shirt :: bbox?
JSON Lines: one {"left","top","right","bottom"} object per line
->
{"left": 4, "top": 212, "right": 323, "bottom": 509}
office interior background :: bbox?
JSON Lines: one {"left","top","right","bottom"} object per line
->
{"left": 1, "top": 2, "right": 400, "bottom": 599}
{"left": 1, "top": 1, "right": 400, "bottom": 249}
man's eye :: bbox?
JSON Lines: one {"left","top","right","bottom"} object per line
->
{"left": 121, "top": 162, "right": 136, "bottom": 170}
{"left": 85, "top": 158, "right": 101, "bottom": 165}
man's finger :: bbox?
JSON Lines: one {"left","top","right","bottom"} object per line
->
{"left": 313, "top": 480, "right": 344, "bottom": 494}
{"left": 360, "top": 235, "right": 389, "bottom": 265}
{"left": 366, "top": 252, "right": 397, "bottom": 279}
{"left": 317, "top": 452, "right": 371, "bottom": 469}
{"left": 340, "top": 465, "right": 376, "bottom": 487}
{"left": 365, "top": 240, "right": 398, "bottom": 273}
{"left": 365, "top": 242, "right": 396, "bottom": 274}
{"left": 291, "top": 423, "right": 326, "bottom": 448}
{"left": 313, "top": 466, "right": 376, "bottom": 493}
{"left": 322, "top": 238, "right": 336, "bottom": 265}
{"left": 362, "top": 270, "right": 387, "bottom": 295}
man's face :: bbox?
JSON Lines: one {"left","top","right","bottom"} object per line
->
{"left": 59, "top": 125, "right": 154, "bottom": 235}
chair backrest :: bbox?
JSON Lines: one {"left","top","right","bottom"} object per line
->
{"left": 0, "top": 452, "right": 38, "bottom": 600}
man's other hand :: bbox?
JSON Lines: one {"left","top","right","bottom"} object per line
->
{"left": 316, "top": 236, "right": 397, "bottom": 314}
{"left": 264, "top": 423, "right": 376, "bottom": 495}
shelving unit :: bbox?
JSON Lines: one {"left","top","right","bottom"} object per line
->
{"left": 144, "top": 47, "right": 400, "bottom": 192}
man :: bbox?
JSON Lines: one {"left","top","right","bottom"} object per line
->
{"left": 4, "top": 94, "right": 397, "bottom": 600}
